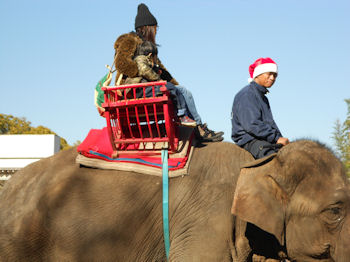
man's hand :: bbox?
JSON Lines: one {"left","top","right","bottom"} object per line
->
{"left": 277, "top": 137, "right": 289, "bottom": 146}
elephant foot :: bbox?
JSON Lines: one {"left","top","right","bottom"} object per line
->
{"left": 252, "top": 254, "right": 290, "bottom": 262}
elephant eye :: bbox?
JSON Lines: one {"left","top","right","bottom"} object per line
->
{"left": 321, "top": 203, "right": 344, "bottom": 229}
{"left": 330, "top": 207, "right": 340, "bottom": 215}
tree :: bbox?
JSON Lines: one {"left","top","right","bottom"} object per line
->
{"left": 332, "top": 99, "right": 350, "bottom": 177}
{"left": 0, "top": 114, "right": 70, "bottom": 150}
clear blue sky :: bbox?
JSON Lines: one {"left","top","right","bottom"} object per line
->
{"left": 1, "top": 0, "right": 349, "bottom": 149}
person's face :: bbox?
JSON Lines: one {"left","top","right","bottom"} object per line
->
{"left": 254, "top": 72, "right": 277, "bottom": 88}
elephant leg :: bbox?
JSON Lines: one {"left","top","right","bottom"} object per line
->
{"left": 169, "top": 232, "right": 233, "bottom": 261}
{"left": 233, "top": 219, "right": 288, "bottom": 262}
{"left": 253, "top": 254, "right": 277, "bottom": 262}
{"left": 252, "top": 254, "right": 290, "bottom": 262}
{"left": 168, "top": 214, "right": 234, "bottom": 262}
{"left": 232, "top": 219, "right": 252, "bottom": 262}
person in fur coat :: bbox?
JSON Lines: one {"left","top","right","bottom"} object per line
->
{"left": 112, "top": 3, "right": 224, "bottom": 142}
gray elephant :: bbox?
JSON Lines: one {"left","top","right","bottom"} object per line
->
{"left": 0, "top": 140, "right": 349, "bottom": 261}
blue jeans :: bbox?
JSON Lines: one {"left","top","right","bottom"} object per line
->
{"left": 144, "top": 83, "right": 187, "bottom": 117}
{"left": 165, "top": 83, "right": 187, "bottom": 116}
{"left": 176, "top": 85, "right": 202, "bottom": 125}
{"left": 144, "top": 83, "right": 199, "bottom": 119}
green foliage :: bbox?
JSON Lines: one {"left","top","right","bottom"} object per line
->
{"left": 73, "top": 140, "right": 81, "bottom": 146}
{"left": 0, "top": 114, "right": 31, "bottom": 134}
{"left": 332, "top": 99, "right": 350, "bottom": 177}
{"left": 0, "top": 114, "right": 70, "bottom": 150}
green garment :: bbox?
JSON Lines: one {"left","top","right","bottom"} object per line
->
{"left": 95, "top": 73, "right": 108, "bottom": 107}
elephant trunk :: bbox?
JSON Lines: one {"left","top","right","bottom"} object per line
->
{"left": 333, "top": 217, "right": 350, "bottom": 262}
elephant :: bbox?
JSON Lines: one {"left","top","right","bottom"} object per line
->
{"left": 0, "top": 140, "right": 349, "bottom": 261}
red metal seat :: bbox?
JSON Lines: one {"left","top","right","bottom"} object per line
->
{"left": 102, "top": 81, "right": 179, "bottom": 157}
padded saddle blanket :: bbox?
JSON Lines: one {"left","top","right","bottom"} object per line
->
{"left": 76, "top": 126, "right": 195, "bottom": 177}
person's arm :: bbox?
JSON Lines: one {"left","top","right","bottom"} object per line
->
{"left": 135, "top": 56, "right": 161, "bottom": 81}
{"left": 156, "top": 58, "right": 179, "bottom": 85}
{"left": 236, "top": 93, "right": 282, "bottom": 143}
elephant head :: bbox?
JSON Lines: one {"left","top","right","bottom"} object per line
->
{"left": 232, "top": 140, "right": 350, "bottom": 261}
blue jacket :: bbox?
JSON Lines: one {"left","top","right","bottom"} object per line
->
{"left": 231, "top": 81, "right": 282, "bottom": 146}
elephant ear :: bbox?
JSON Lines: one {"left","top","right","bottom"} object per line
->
{"left": 232, "top": 153, "right": 287, "bottom": 245}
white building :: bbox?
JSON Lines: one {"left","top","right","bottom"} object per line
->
{"left": 0, "top": 134, "right": 61, "bottom": 180}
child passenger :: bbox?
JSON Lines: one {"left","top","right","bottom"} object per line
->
{"left": 126, "top": 41, "right": 197, "bottom": 127}
{"left": 125, "top": 40, "right": 161, "bottom": 85}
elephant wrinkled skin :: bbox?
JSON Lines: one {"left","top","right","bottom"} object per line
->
{"left": 0, "top": 140, "right": 349, "bottom": 261}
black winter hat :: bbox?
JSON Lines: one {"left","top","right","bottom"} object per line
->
{"left": 135, "top": 3, "right": 157, "bottom": 29}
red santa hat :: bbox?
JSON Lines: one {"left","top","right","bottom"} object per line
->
{"left": 248, "top": 57, "right": 278, "bottom": 83}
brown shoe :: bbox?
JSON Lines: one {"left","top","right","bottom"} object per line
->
{"left": 197, "top": 123, "right": 224, "bottom": 142}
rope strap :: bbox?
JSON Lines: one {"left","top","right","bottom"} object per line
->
{"left": 161, "top": 149, "right": 170, "bottom": 260}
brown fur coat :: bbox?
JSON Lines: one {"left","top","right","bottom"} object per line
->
{"left": 113, "top": 32, "right": 179, "bottom": 85}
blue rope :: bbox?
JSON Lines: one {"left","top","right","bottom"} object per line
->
{"left": 161, "top": 149, "right": 170, "bottom": 260}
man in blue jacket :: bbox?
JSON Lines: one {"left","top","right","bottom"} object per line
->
{"left": 231, "top": 57, "right": 289, "bottom": 159}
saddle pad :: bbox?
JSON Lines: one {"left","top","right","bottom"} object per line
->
{"left": 76, "top": 126, "right": 195, "bottom": 177}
